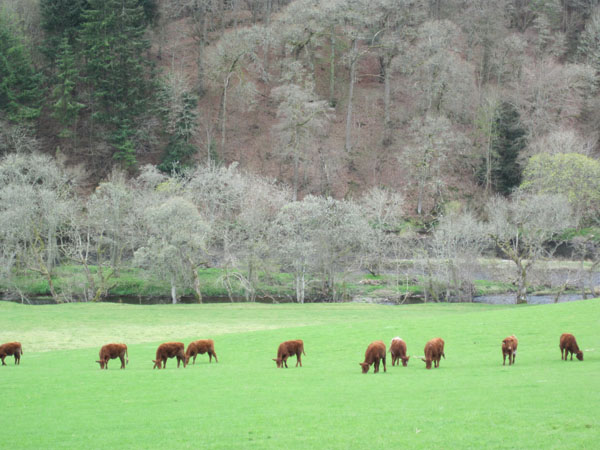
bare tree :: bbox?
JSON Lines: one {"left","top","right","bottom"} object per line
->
{"left": 430, "top": 210, "right": 489, "bottom": 302}
{"left": 272, "top": 195, "right": 370, "bottom": 302}
{"left": 487, "top": 192, "right": 575, "bottom": 303}
{"left": 358, "top": 186, "right": 405, "bottom": 276}
{"left": 0, "top": 152, "right": 75, "bottom": 302}
{"left": 400, "top": 114, "right": 464, "bottom": 216}
{"left": 134, "top": 196, "right": 210, "bottom": 303}
{"left": 271, "top": 79, "right": 331, "bottom": 201}
{"left": 204, "top": 26, "right": 263, "bottom": 154}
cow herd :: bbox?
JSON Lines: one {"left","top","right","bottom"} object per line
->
{"left": 0, "top": 333, "right": 585, "bottom": 371}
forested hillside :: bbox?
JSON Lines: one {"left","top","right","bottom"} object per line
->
{"left": 2, "top": 0, "right": 600, "bottom": 304}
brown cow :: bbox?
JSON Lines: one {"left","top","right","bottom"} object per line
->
{"left": 96, "top": 343, "right": 128, "bottom": 369}
{"left": 560, "top": 333, "right": 583, "bottom": 361}
{"left": 0, "top": 342, "right": 22, "bottom": 366}
{"left": 185, "top": 339, "right": 218, "bottom": 365}
{"left": 389, "top": 337, "right": 409, "bottom": 367}
{"left": 502, "top": 335, "right": 518, "bottom": 366}
{"left": 359, "top": 340, "right": 386, "bottom": 374}
{"left": 421, "top": 338, "right": 445, "bottom": 369}
{"left": 153, "top": 342, "right": 187, "bottom": 369}
{"left": 273, "top": 340, "right": 305, "bottom": 368}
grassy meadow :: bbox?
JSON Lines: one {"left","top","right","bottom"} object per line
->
{"left": 0, "top": 300, "right": 599, "bottom": 449}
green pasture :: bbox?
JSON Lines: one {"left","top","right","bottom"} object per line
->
{"left": 0, "top": 300, "right": 599, "bottom": 449}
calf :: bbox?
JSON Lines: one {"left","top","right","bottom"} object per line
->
{"left": 560, "top": 333, "right": 583, "bottom": 361}
{"left": 389, "top": 337, "right": 409, "bottom": 367}
{"left": 96, "top": 343, "right": 128, "bottom": 369}
{"left": 501, "top": 335, "right": 518, "bottom": 366}
{"left": 0, "top": 342, "right": 22, "bottom": 366}
{"left": 153, "top": 342, "right": 187, "bottom": 369}
{"left": 185, "top": 339, "right": 218, "bottom": 365}
{"left": 421, "top": 338, "right": 445, "bottom": 369}
{"left": 273, "top": 340, "right": 305, "bottom": 368}
{"left": 359, "top": 340, "right": 386, "bottom": 374}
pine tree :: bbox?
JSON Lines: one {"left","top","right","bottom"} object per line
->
{"left": 79, "top": 0, "right": 155, "bottom": 127}
{"left": 51, "top": 36, "right": 85, "bottom": 139}
{"left": 78, "top": 0, "right": 157, "bottom": 165}
{"left": 480, "top": 102, "right": 527, "bottom": 196}
{"left": 158, "top": 91, "right": 198, "bottom": 173}
{"left": 40, "top": 0, "right": 88, "bottom": 63}
{"left": 0, "top": 10, "right": 44, "bottom": 123}
{"left": 112, "top": 122, "right": 137, "bottom": 168}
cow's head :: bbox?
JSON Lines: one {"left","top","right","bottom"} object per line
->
{"left": 421, "top": 357, "right": 432, "bottom": 369}
{"left": 152, "top": 359, "right": 162, "bottom": 369}
{"left": 359, "top": 362, "right": 370, "bottom": 373}
{"left": 401, "top": 355, "right": 410, "bottom": 367}
{"left": 96, "top": 360, "right": 106, "bottom": 369}
{"left": 273, "top": 358, "right": 283, "bottom": 368}
{"left": 576, "top": 351, "right": 584, "bottom": 361}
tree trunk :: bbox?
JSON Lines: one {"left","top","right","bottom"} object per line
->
{"left": 171, "top": 278, "right": 177, "bottom": 304}
{"left": 263, "top": 0, "right": 273, "bottom": 77}
{"left": 189, "top": 260, "right": 203, "bottom": 304}
{"left": 220, "top": 73, "right": 232, "bottom": 153}
{"left": 516, "top": 259, "right": 528, "bottom": 304}
{"left": 344, "top": 39, "right": 358, "bottom": 152}
{"left": 292, "top": 138, "right": 300, "bottom": 201}
{"left": 383, "top": 57, "right": 391, "bottom": 126}
{"left": 295, "top": 268, "right": 305, "bottom": 304}
{"left": 329, "top": 27, "right": 336, "bottom": 106}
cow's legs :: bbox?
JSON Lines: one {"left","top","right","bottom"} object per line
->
{"left": 120, "top": 355, "right": 125, "bottom": 369}
{"left": 382, "top": 356, "right": 386, "bottom": 373}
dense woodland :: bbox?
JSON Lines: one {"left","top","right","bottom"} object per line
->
{"left": 2, "top": 0, "right": 600, "bottom": 304}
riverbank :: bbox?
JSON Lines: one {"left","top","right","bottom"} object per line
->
{"left": 1, "top": 259, "right": 596, "bottom": 305}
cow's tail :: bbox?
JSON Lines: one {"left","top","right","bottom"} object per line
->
{"left": 303, "top": 346, "right": 306, "bottom": 356}
{"left": 126, "top": 348, "right": 129, "bottom": 365}
{"left": 442, "top": 352, "right": 446, "bottom": 359}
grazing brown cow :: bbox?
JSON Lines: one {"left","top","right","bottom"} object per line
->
{"left": 273, "top": 340, "right": 305, "bottom": 368}
{"left": 389, "top": 337, "right": 409, "bottom": 367}
{"left": 153, "top": 342, "right": 187, "bottom": 369}
{"left": 96, "top": 343, "right": 128, "bottom": 369}
{"left": 421, "top": 338, "right": 445, "bottom": 369}
{"left": 560, "top": 333, "right": 583, "bottom": 361}
{"left": 185, "top": 339, "right": 218, "bottom": 365}
{"left": 0, "top": 342, "right": 23, "bottom": 366}
{"left": 502, "top": 335, "right": 518, "bottom": 366}
{"left": 359, "top": 340, "right": 387, "bottom": 374}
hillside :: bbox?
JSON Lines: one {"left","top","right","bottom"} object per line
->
{"left": 2, "top": 0, "right": 599, "bottom": 214}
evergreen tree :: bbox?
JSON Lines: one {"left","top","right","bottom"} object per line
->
{"left": 79, "top": 0, "right": 155, "bottom": 127}
{"left": 478, "top": 102, "right": 527, "bottom": 196}
{"left": 158, "top": 91, "right": 199, "bottom": 173}
{"left": 40, "top": 0, "right": 88, "bottom": 62}
{"left": 112, "top": 122, "right": 137, "bottom": 168}
{"left": 51, "top": 36, "right": 85, "bottom": 139}
{"left": 0, "top": 10, "right": 44, "bottom": 123}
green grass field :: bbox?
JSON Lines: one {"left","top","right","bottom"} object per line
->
{"left": 0, "top": 300, "right": 599, "bottom": 449}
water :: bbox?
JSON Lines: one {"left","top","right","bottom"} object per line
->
{"left": 473, "top": 293, "right": 586, "bottom": 305}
